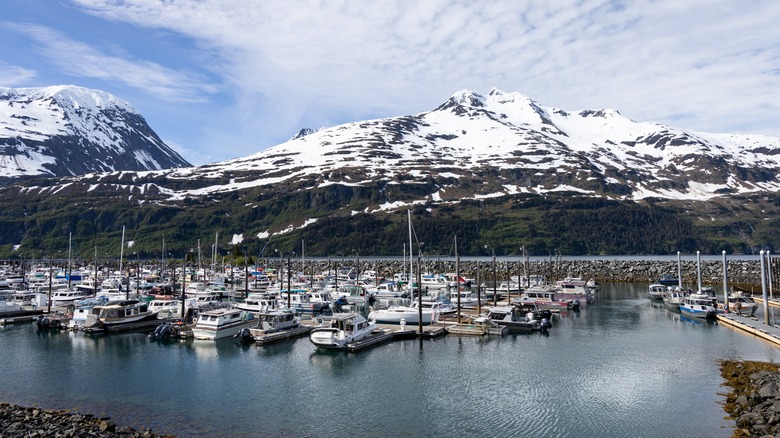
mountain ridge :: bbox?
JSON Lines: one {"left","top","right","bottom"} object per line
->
{"left": 0, "top": 87, "right": 778, "bottom": 257}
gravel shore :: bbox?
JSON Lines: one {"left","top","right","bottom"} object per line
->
{"left": 0, "top": 403, "right": 173, "bottom": 438}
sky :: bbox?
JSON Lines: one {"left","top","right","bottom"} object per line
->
{"left": 1, "top": 0, "right": 779, "bottom": 166}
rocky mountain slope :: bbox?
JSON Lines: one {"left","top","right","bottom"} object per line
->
{"left": 0, "top": 85, "right": 190, "bottom": 180}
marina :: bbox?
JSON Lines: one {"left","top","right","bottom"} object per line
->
{"left": 2, "top": 282, "right": 780, "bottom": 437}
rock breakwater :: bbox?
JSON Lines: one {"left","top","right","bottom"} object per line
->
{"left": 288, "top": 259, "right": 773, "bottom": 288}
{"left": 0, "top": 403, "right": 172, "bottom": 437}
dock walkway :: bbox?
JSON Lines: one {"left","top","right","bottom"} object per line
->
{"left": 717, "top": 310, "right": 780, "bottom": 347}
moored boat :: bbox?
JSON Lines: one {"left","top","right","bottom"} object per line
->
{"left": 484, "top": 305, "right": 550, "bottom": 332}
{"left": 191, "top": 308, "right": 257, "bottom": 340}
{"left": 309, "top": 312, "right": 375, "bottom": 349}
{"left": 648, "top": 284, "right": 667, "bottom": 301}
{"left": 679, "top": 293, "right": 717, "bottom": 320}
{"left": 368, "top": 303, "right": 439, "bottom": 326}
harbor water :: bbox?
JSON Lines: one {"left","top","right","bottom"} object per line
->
{"left": 2, "top": 282, "right": 779, "bottom": 437}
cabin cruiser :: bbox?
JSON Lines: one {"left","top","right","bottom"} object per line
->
{"left": 662, "top": 287, "right": 687, "bottom": 312}
{"left": 50, "top": 289, "right": 95, "bottom": 306}
{"left": 234, "top": 292, "right": 279, "bottom": 313}
{"left": 279, "top": 290, "right": 329, "bottom": 312}
{"left": 648, "top": 284, "right": 667, "bottom": 301}
{"left": 236, "top": 309, "right": 302, "bottom": 342}
{"left": 679, "top": 293, "right": 717, "bottom": 320}
{"left": 309, "top": 312, "right": 376, "bottom": 349}
{"left": 484, "top": 305, "right": 551, "bottom": 332}
{"left": 148, "top": 297, "right": 198, "bottom": 319}
{"left": 191, "top": 308, "right": 257, "bottom": 340}
{"left": 368, "top": 303, "right": 440, "bottom": 325}
{"left": 83, "top": 299, "right": 156, "bottom": 329}
{"left": 720, "top": 291, "right": 758, "bottom": 317}
{"left": 513, "top": 287, "right": 572, "bottom": 312}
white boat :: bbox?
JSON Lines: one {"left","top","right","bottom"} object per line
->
{"left": 449, "top": 290, "right": 480, "bottom": 307}
{"left": 648, "top": 284, "right": 667, "bottom": 301}
{"left": 679, "top": 293, "right": 717, "bottom": 320}
{"left": 280, "top": 290, "right": 329, "bottom": 312}
{"left": 309, "top": 312, "right": 376, "bottom": 349}
{"left": 148, "top": 298, "right": 198, "bottom": 319}
{"left": 51, "top": 288, "right": 94, "bottom": 306}
{"left": 662, "top": 287, "right": 687, "bottom": 311}
{"left": 67, "top": 296, "right": 110, "bottom": 330}
{"left": 191, "top": 308, "right": 257, "bottom": 340}
{"left": 234, "top": 292, "right": 280, "bottom": 313}
{"left": 721, "top": 291, "right": 758, "bottom": 317}
{"left": 368, "top": 303, "right": 439, "bottom": 325}
{"left": 84, "top": 299, "right": 156, "bottom": 328}
{"left": 243, "top": 309, "right": 301, "bottom": 340}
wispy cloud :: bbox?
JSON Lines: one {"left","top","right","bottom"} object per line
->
{"left": 71, "top": 1, "right": 780, "bottom": 135}
{"left": 0, "top": 63, "right": 37, "bottom": 85}
{"left": 2, "top": 22, "right": 219, "bottom": 102}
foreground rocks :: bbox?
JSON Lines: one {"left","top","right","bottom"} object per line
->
{"left": 0, "top": 403, "right": 172, "bottom": 437}
{"left": 721, "top": 360, "right": 780, "bottom": 437}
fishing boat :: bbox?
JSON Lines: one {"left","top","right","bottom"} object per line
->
{"left": 309, "top": 312, "right": 376, "bottom": 349}
{"left": 484, "top": 305, "right": 551, "bottom": 332}
{"left": 648, "top": 284, "right": 667, "bottom": 301}
{"left": 679, "top": 293, "right": 717, "bottom": 320}
{"left": 662, "top": 287, "right": 687, "bottom": 312}
{"left": 191, "top": 308, "right": 257, "bottom": 340}
{"left": 236, "top": 309, "right": 302, "bottom": 342}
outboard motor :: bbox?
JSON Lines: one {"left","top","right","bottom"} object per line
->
{"left": 36, "top": 315, "right": 49, "bottom": 329}
{"left": 235, "top": 327, "right": 254, "bottom": 343}
{"left": 571, "top": 300, "right": 581, "bottom": 311}
{"left": 540, "top": 318, "right": 552, "bottom": 332}
{"left": 149, "top": 322, "right": 173, "bottom": 341}
{"left": 539, "top": 309, "right": 552, "bottom": 320}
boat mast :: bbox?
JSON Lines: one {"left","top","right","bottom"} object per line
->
{"left": 408, "top": 210, "right": 413, "bottom": 285}
{"left": 119, "top": 225, "right": 125, "bottom": 291}
{"left": 67, "top": 232, "right": 72, "bottom": 289}
{"left": 455, "top": 235, "right": 461, "bottom": 324}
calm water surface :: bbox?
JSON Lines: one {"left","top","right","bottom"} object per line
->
{"left": 1, "top": 282, "right": 779, "bottom": 437}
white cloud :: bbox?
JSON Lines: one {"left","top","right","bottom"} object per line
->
{"left": 3, "top": 22, "right": 218, "bottom": 102}
{"left": 0, "top": 63, "right": 37, "bottom": 85}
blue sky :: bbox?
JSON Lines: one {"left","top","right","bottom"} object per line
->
{"left": 2, "top": 0, "right": 779, "bottom": 166}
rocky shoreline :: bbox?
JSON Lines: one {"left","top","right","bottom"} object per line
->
{"left": 0, "top": 403, "right": 172, "bottom": 437}
{"left": 720, "top": 360, "right": 780, "bottom": 437}
{"left": 288, "top": 258, "right": 774, "bottom": 288}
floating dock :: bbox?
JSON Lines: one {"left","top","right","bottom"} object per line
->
{"left": 717, "top": 312, "right": 780, "bottom": 348}
{"left": 252, "top": 326, "right": 312, "bottom": 345}
{"left": 0, "top": 310, "right": 45, "bottom": 325}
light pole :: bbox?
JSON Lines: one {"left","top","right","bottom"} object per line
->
{"left": 485, "top": 245, "right": 497, "bottom": 306}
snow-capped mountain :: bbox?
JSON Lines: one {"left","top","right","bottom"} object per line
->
{"left": 3, "top": 87, "right": 779, "bottom": 256}
{"left": 0, "top": 85, "right": 191, "bottom": 179}
{"left": 124, "top": 87, "right": 779, "bottom": 205}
